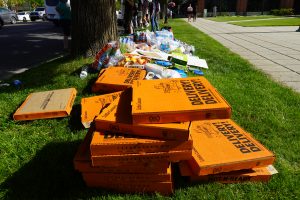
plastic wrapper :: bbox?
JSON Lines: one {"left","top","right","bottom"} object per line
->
{"left": 120, "top": 37, "right": 135, "bottom": 53}
{"left": 93, "top": 41, "right": 119, "bottom": 71}
{"left": 145, "top": 63, "right": 181, "bottom": 79}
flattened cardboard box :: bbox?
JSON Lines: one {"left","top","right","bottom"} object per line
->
{"left": 90, "top": 131, "right": 192, "bottom": 156}
{"left": 13, "top": 88, "right": 77, "bottom": 121}
{"left": 179, "top": 161, "right": 278, "bottom": 183}
{"left": 189, "top": 119, "right": 275, "bottom": 175}
{"left": 92, "top": 67, "right": 146, "bottom": 93}
{"left": 132, "top": 77, "right": 231, "bottom": 124}
{"left": 91, "top": 150, "right": 192, "bottom": 167}
{"left": 74, "top": 128, "right": 169, "bottom": 173}
{"left": 82, "top": 165, "right": 171, "bottom": 183}
{"left": 81, "top": 92, "right": 122, "bottom": 128}
{"left": 95, "top": 89, "right": 190, "bottom": 141}
{"left": 83, "top": 179, "right": 173, "bottom": 195}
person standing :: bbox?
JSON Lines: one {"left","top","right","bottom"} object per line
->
{"left": 187, "top": 4, "right": 193, "bottom": 22}
{"left": 142, "top": 0, "right": 149, "bottom": 27}
{"left": 132, "top": 2, "right": 138, "bottom": 29}
{"left": 124, "top": 0, "right": 134, "bottom": 34}
{"left": 149, "top": 0, "right": 160, "bottom": 32}
{"left": 192, "top": 4, "right": 197, "bottom": 22}
{"left": 56, "top": 0, "right": 71, "bottom": 50}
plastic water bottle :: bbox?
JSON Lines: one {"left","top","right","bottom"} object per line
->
{"left": 80, "top": 66, "right": 89, "bottom": 79}
{"left": 160, "top": 41, "right": 170, "bottom": 53}
{"left": 13, "top": 80, "right": 22, "bottom": 89}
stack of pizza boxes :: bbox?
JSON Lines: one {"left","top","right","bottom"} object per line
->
{"left": 75, "top": 68, "right": 191, "bottom": 195}
{"left": 74, "top": 75, "right": 276, "bottom": 195}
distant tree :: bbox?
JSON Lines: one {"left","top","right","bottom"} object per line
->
{"left": 7, "top": 0, "right": 26, "bottom": 11}
{"left": 0, "top": 0, "right": 8, "bottom": 7}
{"left": 28, "top": 0, "right": 44, "bottom": 9}
{"left": 71, "top": 0, "right": 118, "bottom": 57}
{"left": 5, "top": 0, "right": 43, "bottom": 10}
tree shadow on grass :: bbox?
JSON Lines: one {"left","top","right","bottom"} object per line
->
{"left": 0, "top": 141, "right": 113, "bottom": 199}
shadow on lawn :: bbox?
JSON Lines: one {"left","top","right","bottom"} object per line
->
{"left": 0, "top": 141, "right": 112, "bottom": 199}
{"left": 0, "top": 55, "right": 73, "bottom": 92}
{"left": 0, "top": 141, "right": 188, "bottom": 199}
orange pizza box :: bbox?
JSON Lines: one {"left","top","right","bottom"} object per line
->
{"left": 81, "top": 92, "right": 122, "bottom": 128}
{"left": 131, "top": 77, "right": 232, "bottom": 124}
{"left": 90, "top": 131, "right": 192, "bottom": 156}
{"left": 178, "top": 161, "right": 193, "bottom": 177}
{"left": 179, "top": 161, "right": 278, "bottom": 183}
{"left": 95, "top": 89, "right": 190, "bottom": 141}
{"left": 82, "top": 179, "right": 173, "bottom": 195}
{"left": 92, "top": 67, "right": 146, "bottom": 93}
{"left": 91, "top": 150, "right": 192, "bottom": 167}
{"left": 82, "top": 165, "right": 171, "bottom": 183}
{"left": 188, "top": 119, "right": 275, "bottom": 175}
{"left": 13, "top": 88, "right": 77, "bottom": 121}
{"left": 74, "top": 128, "right": 169, "bottom": 173}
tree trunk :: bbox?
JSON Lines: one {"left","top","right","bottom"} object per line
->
{"left": 71, "top": 0, "right": 118, "bottom": 57}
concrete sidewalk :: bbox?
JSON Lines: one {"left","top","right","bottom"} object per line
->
{"left": 187, "top": 18, "right": 300, "bottom": 93}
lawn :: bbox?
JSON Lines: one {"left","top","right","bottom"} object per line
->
{"left": 229, "top": 17, "right": 300, "bottom": 26}
{"left": 208, "top": 15, "right": 279, "bottom": 22}
{"left": 0, "top": 19, "right": 300, "bottom": 199}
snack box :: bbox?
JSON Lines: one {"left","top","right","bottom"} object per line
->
{"left": 81, "top": 92, "right": 122, "bottom": 128}
{"left": 74, "top": 128, "right": 169, "bottom": 173}
{"left": 82, "top": 165, "right": 171, "bottom": 183}
{"left": 132, "top": 77, "right": 231, "bottom": 124}
{"left": 13, "top": 88, "right": 77, "bottom": 121}
{"left": 179, "top": 161, "right": 277, "bottom": 183}
{"left": 90, "top": 131, "right": 192, "bottom": 155}
{"left": 95, "top": 89, "right": 190, "bottom": 141}
{"left": 91, "top": 150, "right": 192, "bottom": 167}
{"left": 92, "top": 67, "right": 146, "bottom": 92}
{"left": 188, "top": 119, "right": 275, "bottom": 175}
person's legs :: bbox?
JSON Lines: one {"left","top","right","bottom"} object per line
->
{"left": 151, "top": 14, "right": 155, "bottom": 31}
{"left": 132, "top": 15, "right": 138, "bottom": 28}
{"left": 155, "top": 13, "right": 159, "bottom": 31}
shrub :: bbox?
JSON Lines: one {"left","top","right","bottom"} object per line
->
{"left": 270, "top": 8, "right": 294, "bottom": 16}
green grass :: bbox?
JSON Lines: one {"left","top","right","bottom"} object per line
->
{"left": 208, "top": 15, "right": 279, "bottom": 22}
{"left": 1, "top": 18, "right": 300, "bottom": 199}
{"left": 230, "top": 17, "right": 300, "bottom": 26}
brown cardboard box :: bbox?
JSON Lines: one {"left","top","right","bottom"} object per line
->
{"left": 74, "top": 128, "right": 169, "bottom": 173}
{"left": 83, "top": 179, "right": 173, "bottom": 195}
{"left": 179, "top": 161, "right": 278, "bottom": 183}
{"left": 81, "top": 92, "right": 122, "bottom": 128}
{"left": 82, "top": 165, "right": 171, "bottom": 183}
{"left": 91, "top": 150, "right": 192, "bottom": 167}
{"left": 188, "top": 119, "right": 275, "bottom": 175}
{"left": 90, "top": 131, "right": 192, "bottom": 155}
{"left": 92, "top": 67, "right": 146, "bottom": 93}
{"left": 13, "top": 88, "right": 77, "bottom": 121}
{"left": 131, "top": 77, "right": 232, "bottom": 124}
{"left": 95, "top": 89, "right": 190, "bottom": 141}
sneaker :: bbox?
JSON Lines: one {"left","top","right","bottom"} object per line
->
{"left": 297, "top": 28, "right": 300, "bottom": 32}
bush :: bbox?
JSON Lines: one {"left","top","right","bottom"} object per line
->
{"left": 270, "top": 8, "right": 294, "bottom": 16}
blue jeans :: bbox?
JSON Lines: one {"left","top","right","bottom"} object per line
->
{"left": 151, "top": 14, "right": 159, "bottom": 32}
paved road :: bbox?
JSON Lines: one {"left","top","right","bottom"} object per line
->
{"left": 0, "top": 21, "right": 64, "bottom": 81}
{"left": 188, "top": 18, "right": 300, "bottom": 93}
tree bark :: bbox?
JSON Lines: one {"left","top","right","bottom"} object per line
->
{"left": 71, "top": 0, "right": 118, "bottom": 57}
